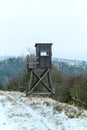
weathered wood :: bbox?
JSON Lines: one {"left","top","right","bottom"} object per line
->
{"left": 29, "top": 92, "right": 52, "bottom": 95}
{"left": 26, "top": 43, "right": 55, "bottom": 95}
{"left": 32, "top": 70, "right": 53, "bottom": 92}
{"left": 35, "top": 43, "right": 52, "bottom": 68}
{"left": 26, "top": 69, "right": 54, "bottom": 95}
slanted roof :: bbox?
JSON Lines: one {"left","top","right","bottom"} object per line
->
{"left": 35, "top": 43, "right": 53, "bottom": 47}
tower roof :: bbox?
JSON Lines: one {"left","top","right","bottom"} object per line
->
{"left": 35, "top": 43, "right": 52, "bottom": 47}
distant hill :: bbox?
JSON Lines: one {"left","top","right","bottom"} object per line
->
{"left": 0, "top": 56, "right": 9, "bottom": 61}
{"left": 0, "top": 56, "right": 26, "bottom": 85}
{"left": 53, "top": 58, "right": 87, "bottom": 75}
{"left": 0, "top": 56, "right": 87, "bottom": 89}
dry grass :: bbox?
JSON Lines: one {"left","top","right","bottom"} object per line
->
{"left": 53, "top": 102, "right": 84, "bottom": 118}
{"left": 0, "top": 91, "right": 5, "bottom": 96}
{"left": 6, "top": 95, "right": 17, "bottom": 105}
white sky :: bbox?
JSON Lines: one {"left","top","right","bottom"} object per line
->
{"left": 0, "top": 0, "right": 87, "bottom": 60}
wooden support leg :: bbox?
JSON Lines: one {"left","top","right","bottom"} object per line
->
{"left": 26, "top": 69, "right": 55, "bottom": 95}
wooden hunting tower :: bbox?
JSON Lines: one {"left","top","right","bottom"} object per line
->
{"left": 26, "top": 43, "right": 55, "bottom": 95}
{"left": 35, "top": 43, "right": 52, "bottom": 68}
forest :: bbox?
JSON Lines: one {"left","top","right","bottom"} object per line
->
{"left": 0, "top": 56, "right": 87, "bottom": 109}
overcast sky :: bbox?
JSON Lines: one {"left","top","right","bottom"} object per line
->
{"left": 0, "top": 0, "right": 87, "bottom": 60}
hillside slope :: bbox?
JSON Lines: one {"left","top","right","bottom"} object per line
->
{"left": 0, "top": 91, "right": 87, "bottom": 130}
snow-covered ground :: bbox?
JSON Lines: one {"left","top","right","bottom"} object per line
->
{"left": 0, "top": 91, "right": 87, "bottom": 130}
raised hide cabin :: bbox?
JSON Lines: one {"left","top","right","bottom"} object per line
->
{"left": 26, "top": 43, "right": 55, "bottom": 95}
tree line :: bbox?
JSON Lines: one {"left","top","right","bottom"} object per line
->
{"left": 0, "top": 56, "right": 87, "bottom": 109}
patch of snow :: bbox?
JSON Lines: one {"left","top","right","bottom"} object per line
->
{"left": 0, "top": 91, "right": 87, "bottom": 130}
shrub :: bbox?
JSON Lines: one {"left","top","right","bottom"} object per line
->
{"left": 68, "top": 74, "right": 87, "bottom": 109}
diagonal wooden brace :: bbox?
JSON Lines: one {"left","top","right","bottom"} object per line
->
{"left": 29, "top": 69, "right": 53, "bottom": 94}
{"left": 31, "top": 69, "right": 53, "bottom": 93}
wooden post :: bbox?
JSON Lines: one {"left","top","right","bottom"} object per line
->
{"left": 26, "top": 69, "right": 55, "bottom": 95}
